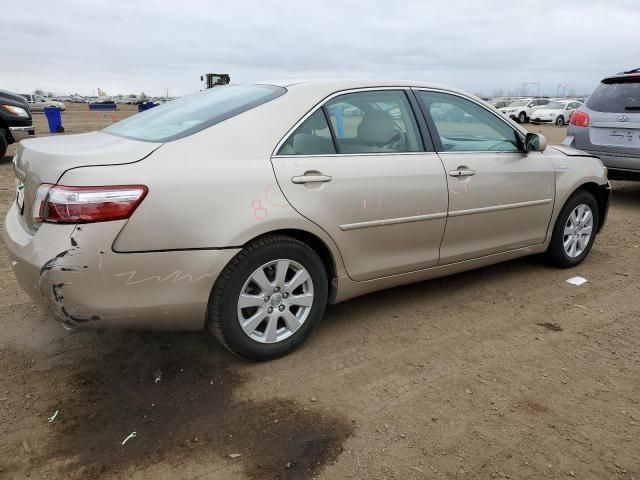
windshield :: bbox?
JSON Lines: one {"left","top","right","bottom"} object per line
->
{"left": 508, "top": 99, "right": 528, "bottom": 107}
{"left": 545, "top": 102, "right": 567, "bottom": 109}
{"left": 104, "top": 84, "right": 286, "bottom": 142}
{"left": 586, "top": 79, "right": 640, "bottom": 113}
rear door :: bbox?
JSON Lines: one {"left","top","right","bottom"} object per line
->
{"left": 574, "top": 77, "right": 640, "bottom": 164}
{"left": 414, "top": 89, "right": 555, "bottom": 265}
{"left": 271, "top": 88, "right": 449, "bottom": 281}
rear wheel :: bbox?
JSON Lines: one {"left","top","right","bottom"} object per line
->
{"left": 555, "top": 115, "right": 565, "bottom": 126}
{"left": 207, "top": 235, "right": 328, "bottom": 360}
{"left": 518, "top": 112, "right": 527, "bottom": 123}
{"left": 546, "top": 190, "right": 598, "bottom": 268}
{"left": 0, "top": 132, "right": 7, "bottom": 160}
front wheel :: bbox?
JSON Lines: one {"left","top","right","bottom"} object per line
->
{"left": 0, "top": 132, "right": 7, "bottom": 160}
{"left": 555, "top": 115, "right": 565, "bottom": 126}
{"left": 546, "top": 190, "right": 599, "bottom": 268}
{"left": 207, "top": 235, "right": 328, "bottom": 360}
{"left": 518, "top": 112, "right": 527, "bottom": 123}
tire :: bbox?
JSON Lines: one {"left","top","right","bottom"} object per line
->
{"left": 546, "top": 190, "right": 599, "bottom": 268}
{"left": 518, "top": 112, "right": 527, "bottom": 123}
{"left": 207, "top": 235, "right": 328, "bottom": 360}
{"left": 0, "top": 132, "right": 7, "bottom": 160}
{"left": 555, "top": 115, "right": 565, "bottom": 126}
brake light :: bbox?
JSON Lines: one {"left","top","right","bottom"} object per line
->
{"left": 570, "top": 111, "right": 590, "bottom": 127}
{"left": 34, "top": 184, "right": 148, "bottom": 224}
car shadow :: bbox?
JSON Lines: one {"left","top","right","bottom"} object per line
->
{"left": 322, "top": 255, "right": 547, "bottom": 332}
{"left": 26, "top": 329, "right": 352, "bottom": 480}
{"left": 611, "top": 180, "right": 640, "bottom": 208}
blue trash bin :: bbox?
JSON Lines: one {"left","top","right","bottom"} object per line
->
{"left": 44, "top": 107, "right": 63, "bottom": 133}
{"left": 137, "top": 101, "right": 157, "bottom": 112}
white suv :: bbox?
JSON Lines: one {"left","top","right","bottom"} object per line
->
{"left": 499, "top": 98, "right": 549, "bottom": 123}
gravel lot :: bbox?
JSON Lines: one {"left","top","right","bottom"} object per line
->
{"left": 1, "top": 104, "right": 638, "bottom": 479}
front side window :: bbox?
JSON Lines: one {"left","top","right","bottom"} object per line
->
{"left": 276, "top": 110, "right": 335, "bottom": 155}
{"left": 104, "top": 84, "right": 286, "bottom": 142}
{"left": 418, "top": 91, "right": 520, "bottom": 152}
{"left": 325, "top": 90, "right": 422, "bottom": 154}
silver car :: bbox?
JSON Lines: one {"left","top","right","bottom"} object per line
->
{"left": 563, "top": 68, "right": 640, "bottom": 180}
{"left": 4, "top": 80, "right": 610, "bottom": 360}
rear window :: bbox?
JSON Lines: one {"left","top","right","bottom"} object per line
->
{"left": 103, "top": 84, "right": 286, "bottom": 142}
{"left": 586, "top": 78, "right": 640, "bottom": 113}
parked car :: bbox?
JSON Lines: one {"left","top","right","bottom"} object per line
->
{"left": 563, "top": 68, "right": 640, "bottom": 180}
{"left": 0, "top": 89, "right": 35, "bottom": 158}
{"left": 3, "top": 80, "right": 610, "bottom": 360}
{"left": 530, "top": 100, "right": 583, "bottom": 125}
{"left": 20, "top": 94, "right": 66, "bottom": 112}
{"left": 491, "top": 99, "right": 511, "bottom": 109}
{"left": 500, "top": 98, "right": 550, "bottom": 123}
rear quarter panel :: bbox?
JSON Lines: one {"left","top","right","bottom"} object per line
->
{"left": 58, "top": 90, "right": 347, "bottom": 277}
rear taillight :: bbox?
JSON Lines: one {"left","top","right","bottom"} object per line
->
{"left": 33, "top": 184, "right": 148, "bottom": 224}
{"left": 570, "top": 111, "right": 590, "bottom": 127}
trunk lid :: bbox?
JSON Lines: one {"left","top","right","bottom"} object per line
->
{"left": 13, "top": 131, "right": 161, "bottom": 233}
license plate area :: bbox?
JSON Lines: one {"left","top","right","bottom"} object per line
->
{"left": 590, "top": 127, "right": 640, "bottom": 148}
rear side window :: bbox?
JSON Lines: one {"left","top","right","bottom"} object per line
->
{"left": 325, "top": 91, "right": 422, "bottom": 154}
{"left": 586, "top": 79, "right": 640, "bottom": 113}
{"left": 104, "top": 84, "right": 285, "bottom": 142}
{"left": 277, "top": 110, "right": 336, "bottom": 155}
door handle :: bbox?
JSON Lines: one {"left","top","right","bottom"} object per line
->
{"left": 449, "top": 168, "right": 476, "bottom": 177}
{"left": 291, "top": 174, "right": 333, "bottom": 184}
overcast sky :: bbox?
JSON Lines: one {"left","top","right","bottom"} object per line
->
{"left": 3, "top": 0, "right": 639, "bottom": 97}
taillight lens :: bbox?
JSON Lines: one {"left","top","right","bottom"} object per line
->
{"left": 34, "top": 184, "right": 148, "bottom": 224}
{"left": 570, "top": 111, "right": 590, "bottom": 127}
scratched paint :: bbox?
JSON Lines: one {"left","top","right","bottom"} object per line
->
{"left": 114, "top": 270, "right": 218, "bottom": 286}
{"left": 251, "top": 199, "right": 268, "bottom": 219}
{"left": 264, "top": 184, "right": 288, "bottom": 208}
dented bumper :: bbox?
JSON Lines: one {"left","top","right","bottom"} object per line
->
{"left": 3, "top": 204, "right": 240, "bottom": 330}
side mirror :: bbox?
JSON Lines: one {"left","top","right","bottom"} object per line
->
{"left": 525, "top": 132, "right": 547, "bottom": 152}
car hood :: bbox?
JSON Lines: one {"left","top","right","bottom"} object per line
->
{"left": 0, "top": 89, "right": 29, "bottom": 108}
{"left": 550, "top": 145, "right": 599, "bottom": 158}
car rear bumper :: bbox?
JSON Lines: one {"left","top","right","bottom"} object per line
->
{"left": 8, "top": 125, "right": 35, "bottom": 143}
{"left": 562, "top": 136, "right": 640, "bottom": 178}
{"left": 3, "top": 204, "right": 240, "bottom": 331}
{"left": 531, "top": 119, "right": 553, "bottom": 124}
{"left": 583, "top": 151, "right": 639, "bottom": 179}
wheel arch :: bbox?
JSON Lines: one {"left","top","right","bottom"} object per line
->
{"left": 243, "top": 228, "right": 339, "bottom": 302}
{"left": 573, "top": 181, "right": 610, "bottom": 233}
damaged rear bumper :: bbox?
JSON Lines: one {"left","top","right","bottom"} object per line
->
{"left": 3, "top": 204, "right": 240, "bottom": 330}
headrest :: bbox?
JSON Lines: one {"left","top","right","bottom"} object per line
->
{"left": 356, "top": 109, "right": 397, "bottom": 146}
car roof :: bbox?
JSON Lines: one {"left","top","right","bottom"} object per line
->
{"left": 253, "top": 78, "right": 473, "bottom": 96}
{"left": 603, "top": 68, "right": 640, "bottom": 82}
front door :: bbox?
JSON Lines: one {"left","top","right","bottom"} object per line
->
{"left": 271, "top": 89, "right": 449, "bottom": 281}
{"left": 415, "top": 89, "right": 556, "bottom": 265}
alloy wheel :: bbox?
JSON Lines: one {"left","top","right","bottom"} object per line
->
{"left": 562, "top": 204, "right": 593, "bottom": 258}
{"left": 237, "top": 259, "right": 314, "bottom": 343}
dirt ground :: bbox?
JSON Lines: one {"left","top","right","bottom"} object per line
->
{"left": 0, "top": 105, "right": 639, "bottom": 480}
